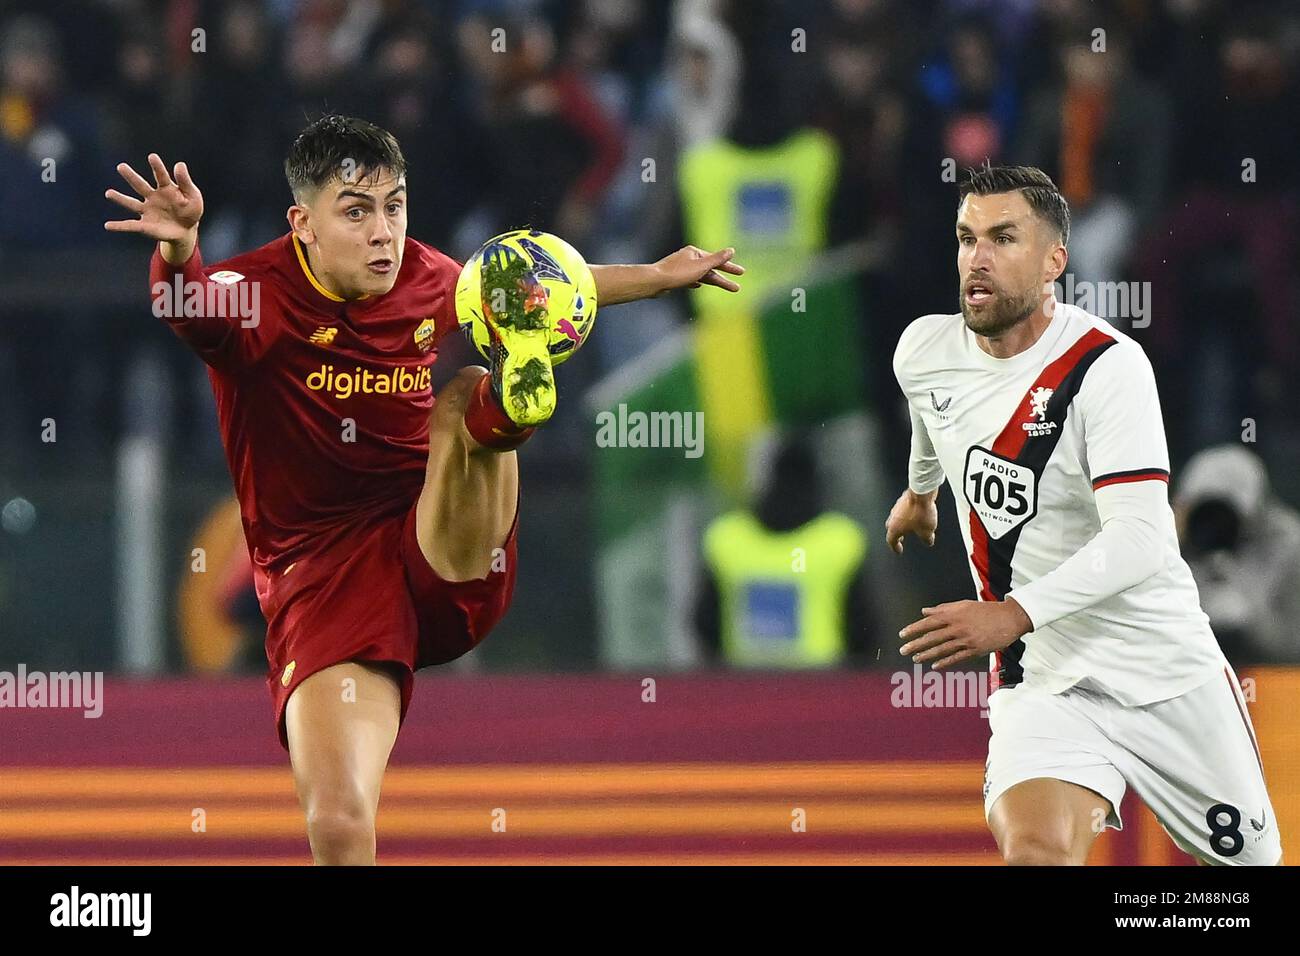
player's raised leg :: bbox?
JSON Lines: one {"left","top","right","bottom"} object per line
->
{"left": 285, "top": 661, "right": 403, "bottom": 865}
{"left": 413, "top": 364, "right": 522, "bottom": 582}
{"left": 988, "top": 778, "right": 1113, "bottom": 865}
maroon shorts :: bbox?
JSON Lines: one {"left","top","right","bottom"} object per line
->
{"left": 259, "top": 500, "right": 518, "bottom": 750}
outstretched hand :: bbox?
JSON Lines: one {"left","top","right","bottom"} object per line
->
{"left": 899, "top": 599, "right": 1033, "bottom": 669}
{"left": 105, "top": 153, "right": 204, "bottom": 243}
{"left": 655, "top": 245, "right": 745, "bottom": 294}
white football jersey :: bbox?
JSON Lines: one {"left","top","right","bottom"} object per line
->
{"left": 893, "top": 300, "right": 1225, "bottom": 705}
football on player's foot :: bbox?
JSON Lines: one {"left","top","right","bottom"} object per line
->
{"left": 479, "top": 247, "right": 557, "bottom": 427}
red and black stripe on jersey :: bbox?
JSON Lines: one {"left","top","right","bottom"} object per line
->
{"left": 1092, "top": 467, "right": 1170, "bottom": 489}
{"left": 967, "top": 326, "right": 1118, "bottom": 690}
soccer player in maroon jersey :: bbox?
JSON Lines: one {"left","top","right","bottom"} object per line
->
{"left": 104, "top": 115, "right": 743, "bottom": 864}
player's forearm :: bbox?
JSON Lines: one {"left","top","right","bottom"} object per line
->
{"left": 150, "top": 238, "right": 204, "bottom": 290}
{"left": 150, "top": 240, "right": 215, "bottom": 347}
{"left": 1006, "top": 483, "right": 1169, "bottom": 630}
{"left": 908, "top": 406, "right": 944, "bottom": 494}
{"left": 149, "top": 241, "right": 250, "bottom": 367}
{"left": 590, "top": 263, "right": 665, "bottom": 306}
{"left": 160, "top": 227, "right": 199, "bottom": 267}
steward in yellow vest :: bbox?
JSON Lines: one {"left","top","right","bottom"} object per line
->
{"left": 695, "top": 437, "right": 872, "bottom": 668}
{"left": 678, "top": 126, "right": 838, "bottom": 312}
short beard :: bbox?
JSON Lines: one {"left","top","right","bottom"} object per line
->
{"left": 959, "top": 286, "right": 1041, "bottom": 338}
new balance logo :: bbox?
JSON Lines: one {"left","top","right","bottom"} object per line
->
{"left": 309, "top": 326, "right": 338, "bottom": 346}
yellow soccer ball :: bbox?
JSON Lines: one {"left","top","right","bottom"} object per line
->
{"left": 455, "top": 229, "right": 598, "bottom": 366}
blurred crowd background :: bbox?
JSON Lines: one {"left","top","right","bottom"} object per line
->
{"left": 1, "top": 0, "right": 1298, "bottom": 676}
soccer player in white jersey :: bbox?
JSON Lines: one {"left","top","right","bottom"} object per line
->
{"left": 886, "top": 164, "right": 1281, "bottom": 866}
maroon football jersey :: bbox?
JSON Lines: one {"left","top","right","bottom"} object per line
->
{"left": 149, "top": 233, "right": 462, "bottom": 576}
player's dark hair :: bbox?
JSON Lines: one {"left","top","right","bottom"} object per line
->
{"left": 284, "top": 114, "right": 407, "bottom": 202}
{"left": 958, "top": 163, "right": 1070, "bottom": 245}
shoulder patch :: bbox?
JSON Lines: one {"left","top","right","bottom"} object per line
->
{"left": 210, "top": 270, "right": 245, "bottom": 285}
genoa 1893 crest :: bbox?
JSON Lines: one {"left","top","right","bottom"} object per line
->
{"left": 1022, "top": 386, "right": 1057, "bottom": 438}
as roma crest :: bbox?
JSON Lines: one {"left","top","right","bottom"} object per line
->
{"left": 413, "top": 318, "right": 436, "bottom": 353}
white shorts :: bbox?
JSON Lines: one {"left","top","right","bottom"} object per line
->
{"left": 983, "top": 665, "right": 1282, "bottom": 865}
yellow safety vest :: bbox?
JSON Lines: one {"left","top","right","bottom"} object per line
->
{"left": 678, "top": 128, "right": 839, "bottom": 311}
{"left": 703, "top": 510, "right": 866, "bottom": 668}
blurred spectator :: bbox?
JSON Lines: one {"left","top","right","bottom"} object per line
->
{"left": 560, "top": 0, "right": 664, "bottom": 129}
{"left": 360, "top": 13, "right": 490, "bottom": 249}
{"left": 942, "top": 0, "right": 1039, "bottom": 51}
{"left": 1144, "top": 5, "right": 1294, "bottom": 434}
{"left": 281, "top": 4, "right": 368, "bottom": 141}
{"left": 1174, "top": 445, "right": 1300, "bottom": 665}
{"left": 457, "top": 14, "right": 625, "bottom": 246}
{"left": 103, "top": 28, "right": 174, "bottom": 165}
{"left": 812, "top": 25, "right": 905, "bottom": 247}
{"left": 695, "top": 434, "right": 874, "bottom": 668}
{"left": 586, "top": 6, "right": 741, "bottom": 372}
{"left": 917, "top": 15, "right": 1019, "bottom": 174}
{"left": 0, "top": 13, "right": 114, "bottom": 469}
{"left": 628, "top": 7, "right": 741, "bottom": 266}
{"left": 0, "top": 13, "right": 110, "bottom": 247}
{"left": 676, "top": 58, "right": 839, "bottom": 313}
{"left": 662, "top": 7, "right": 740, "bottom": 151}
{"left": 190, "top": 1, "right": 288, "bottom": 257}
{"left": 888, "top": 9, "right": 1021, "bottom": 323}
{"left": 1014, "top": 33, "right": 1169, "bottom": 287}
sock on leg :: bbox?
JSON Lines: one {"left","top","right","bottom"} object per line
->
{"left": 463, "top": 373, "right": 535, "bottom": 450}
